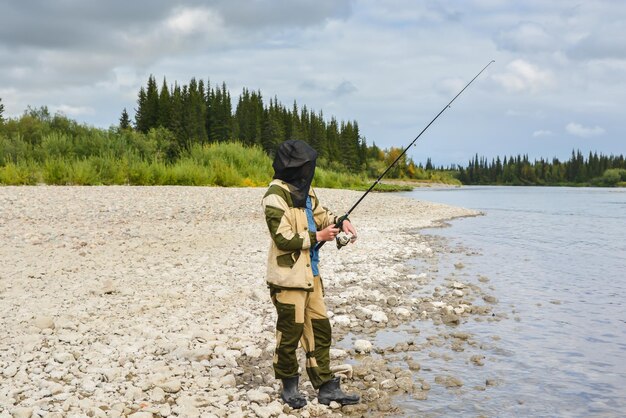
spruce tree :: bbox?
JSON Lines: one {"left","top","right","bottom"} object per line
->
{"left": 158, "top": 78, "right": 171, "bottom": 129}
{"left": 169, "top": 83, "right": 186, "bottom": 151}
{"left": 145, "top": 75, "right": 160, "bottom": 130}
{"left": 0, "top": 97, "right": 5, "bottom": 124}
{"left": 135, "top": 87, "right": 148, "bottom": 132}
{"left": 119, "top": 108, "right": 131, "bottom": 130}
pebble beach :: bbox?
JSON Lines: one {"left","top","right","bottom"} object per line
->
{"left": 0, "top": 186, "right": 494, "bottom": 417}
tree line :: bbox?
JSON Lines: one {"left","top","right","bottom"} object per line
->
{"left": 456, "top": 150, "right": 626, "bottom": 186}
{"left": 130, "top": 76, "right": 367, "bottom": 171}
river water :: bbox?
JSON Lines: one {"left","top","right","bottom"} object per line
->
{"left": 388, "top": 186, "right": 626, "bottom": 417}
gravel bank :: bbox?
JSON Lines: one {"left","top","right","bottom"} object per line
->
{"left": 0, "top": 186, "right": 480, "bottom": 417}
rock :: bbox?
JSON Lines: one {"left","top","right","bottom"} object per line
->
{"left": 329, "top": 401, "right": 341, "bottom": 409}
{"left": 332, "top": 315, "right": 350, "bottom": 326}
{"left": 483, "top": 295, "right": 498, "bottom": 304}
{"left": 380, "top": 379, "right": 396, "bottom": 390}
{"left": 11, "top": 408, "right": 33, "bottom": 418}
{"left": 371, "top": 311, "right": 388, "bottom": 323}
{"left": 354, "top": 339, "right": 372, "bottom": 354}
{"left": 128, "top": 413, "right": 153, "bottom": 418}
{"left": 452, "top": 281, "right": 465, "bottom": 289}
{"left": 386, "top": 296, "right": 399, "bottom": 307}
{"left": 442, "top": 312, "right": 460, "bottom": 326}
{"left": 159, "top": 379, "right": 182, "bottom": 393}
{"left": 330, "top": 364, "right": 353, "bottom": 379}
{"left": 434, "top": 375, "right": 463, "bottom": 388}
{"left": 49, "top": 382, "right": 65, "bottom": 395}
{"left": 363, "top": 387, "right": 379, "bottom": 401}
{"left": 3, "top": 364, "right": 18, "bottom": 378}
{"left": 329, "top": 348, "right": 348, "bottom": 359}
{"left": 53, "top": 352, "right": 74, "bottom": 363}
{"left": 452, "top": 289, "right": 464, "bottom": 297}
{"left": 34, "top": 316, "right": 55, "bottom": 330}
{"left": 244, "top": 346, "right": 262, "bottom": 358}
{"left": 150, "top": 387, "right": 166, "bottom": 402}
{"left": 102, "top": 278, "right": 115, "bottom": 294}
{"left": 454, "top": 262, "right": 465, "bottom": 269}
{"left": 413, "top": 390, "right": 428, "bottom": 400}
{"left": 394, "top": 307, "right": 411, "bottom": 317}
{"left": 246, "top": 389, "right": 270, "bottom": 404}
{"left": 396, "top": 377, "right": 414, "bottom": 392}
{"left": 471, "top": 355, "right": 485, "bottom": 366}
{"left": 406, "top": 360, "right": 421, "bottom": 371}
{"left": 219, "top": 374, "right": 236, "bottom": 388}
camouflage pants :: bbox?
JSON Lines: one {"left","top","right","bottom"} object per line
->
{"left": 270, "top": 276, "right": 334, "bottom": 388}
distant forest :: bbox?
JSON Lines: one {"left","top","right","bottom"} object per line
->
{"left": 130, "top": 75, "right": 367, "bottom": 171}
{"left": 126, "top": 75, "right": 453, "bottom": 183}
{"left": 0, "top": 78, "right": 624, "bottom": 187}
{"left": 456, "top": 151, "right": 626, "bottom": 187}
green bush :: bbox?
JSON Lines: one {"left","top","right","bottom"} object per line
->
{"left": 70, "top": 159, "right": 99, "bottom": 185}
{"left": 43, "top": 159, "right": 70, "bottom": 185}
{"left": 0, "top": 161, "right": 39, "bottom": 185}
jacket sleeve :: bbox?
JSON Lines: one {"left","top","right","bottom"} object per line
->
{"left": 312, "top": 190, "right": 338, "bottom": 230}
{"left": 262, "top": 191, "right": 317, "bottom": 251}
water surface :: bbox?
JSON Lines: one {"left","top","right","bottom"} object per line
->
{"left": 395, "top": 186, "right": 626, "bottom": 417}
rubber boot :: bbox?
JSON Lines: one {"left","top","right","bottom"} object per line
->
{"left": 317, "top": 376, "right": 360, "bottom": 406}
{"left": 281, "top": 376, "right": 307, "bottom": 409}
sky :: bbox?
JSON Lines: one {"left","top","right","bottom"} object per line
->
{"left": 1, "top": 0, "right": 624, "bottom": 166}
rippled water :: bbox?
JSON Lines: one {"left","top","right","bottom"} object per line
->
{"left": 393, "top": 186, "right": 626, "bottom": 417}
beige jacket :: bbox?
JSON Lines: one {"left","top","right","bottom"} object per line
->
{"left": 261, "top": 180, "right": 337, "bottom": 290}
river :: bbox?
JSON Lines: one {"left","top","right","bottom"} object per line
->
{"left": 387, "top": 186, "right": 626, "bottom": 417}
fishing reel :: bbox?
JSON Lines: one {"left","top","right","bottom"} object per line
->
{"left": 336, "top": 232, "right": 353, "bottom": 249}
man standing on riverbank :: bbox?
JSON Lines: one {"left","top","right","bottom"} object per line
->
{"left": 261, "top": 140, "right": 360, "bottom": 409}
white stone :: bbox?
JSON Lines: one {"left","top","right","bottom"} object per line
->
{"left": 329, "top": 348, "right": 348, "bottom": 359}
{"left": 159, "top": 379, "right": 182, "bottom": 393}
{"left": 332, "top": 315, "right": 350, "bottom": 326}
{"left": 371, "top": 311, "right": 388, "bottom": 323}
{"left": 452, "top": 281, "right": 465, "bottom": 289}
{"left": 34, "top": 316, "right": 55, "bottom": 330}
{"left": 219, "top": 374, "right": 236, "bottom": 388}
{"left": 452, "top": 289, "right": 464, "bottom": 297}
{"left": 129, "top": 413, "right": 153, "bottom": 418}
{"left": 150, "top": 387, "right": 166, "bottom": 402}
{"left": 53, "top": 352, "right": 74, "bottom": 363}
{"left": 354, "top": 339, "right": 372, "bottom": 353}
{"left": 3, "top": 365, "right": 18, "bottom": 378}
{"left": 246, "top": 389, "right": 270, "bottom": 404}
{"left": 10, "top": 407, "right": 33, "bottom": 418}
{"left": 394, "top": 307, "right": 411, "bottom": 317}
{"left": 244, "top": 346, "right": 262, "bottom": 358}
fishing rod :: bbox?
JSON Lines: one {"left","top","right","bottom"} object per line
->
{"left": 316, "top": 59, "right": 495, "bottom": 251}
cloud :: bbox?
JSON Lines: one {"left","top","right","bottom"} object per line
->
{"left": 565, "top": 122, "right": 605, "bottom": 138}
{"left": 333, "top": 81, "right": 357, "bottom": 97}
{"left": 567, "top": 19, "right": 626, "bottom": 60}
{"left": 496, "top": 22, "right": 556, "bottom": 53}
{"left": 51, "top": 105, "right": 95, "bottom": 116}
{"left": 492, "top": 59, "right": 554, "bottom": 93}
{"left": 533, "top": 130, "right": 553, "bottom": 137}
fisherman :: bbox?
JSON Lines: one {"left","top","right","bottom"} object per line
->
{"left": 261, "top": 139, "right": 360, "bottom": 409}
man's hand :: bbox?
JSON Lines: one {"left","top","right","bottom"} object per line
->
{"left": 342, "top": 220, "right": 358, "bottom": 243}
{"left": 316, "top": 225, "right": 341, "bottom": 242}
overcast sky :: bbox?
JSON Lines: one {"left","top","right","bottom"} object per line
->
{"left": 1, "top": 0, "right": 624, "bottom": 165}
